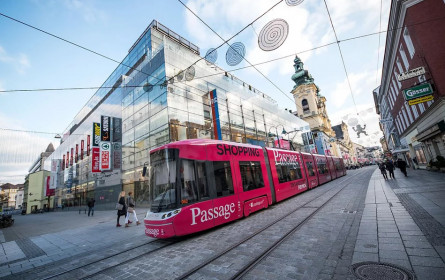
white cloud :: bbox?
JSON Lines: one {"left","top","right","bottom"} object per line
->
{"left": 0, "top": 45, "right": 31, "bottom": 74}
{"left": 64, "top": 0, "right": 107, "bottom": 23}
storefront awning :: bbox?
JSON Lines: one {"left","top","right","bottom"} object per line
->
{"left": 391, "top": 148, "right": 409, "bottom": 153}
{"left": 415, "top": 120, "right": 445, "bottom": 142}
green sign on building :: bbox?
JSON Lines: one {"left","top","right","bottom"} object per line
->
{"left": 403, "top": 83, "right": 433, "bottom": 101}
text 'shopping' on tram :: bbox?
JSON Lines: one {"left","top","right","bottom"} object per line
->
{"left": 144, "top": 139, "right": 346, "bottom": 238}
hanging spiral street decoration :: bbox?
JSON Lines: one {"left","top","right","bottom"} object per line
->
{"left": 205, "top": 48, "right": 218, "bottom": 64}
{"left": 258, "top": 19, "right": 289, "bottom": 51}
{"left": 225, "top": 42, "right": 245, "bottom": 66}
{"left": 176, "top": 70, "right": 184, "bottom": 81}
{"left": 143, "top": 83, "right": 153, "bottom": 93}
{"left": 285, "top": 0, "right": 304, "bottom": 6}
{"left": 185, "top": 66, "right": 195, "bottom": 81}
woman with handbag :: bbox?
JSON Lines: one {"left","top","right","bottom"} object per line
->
{"left": 125, "top": 191, "right": 140, "bottom": 227}
{"left": 116, "top": 191, "right": 127, "bottom": 227}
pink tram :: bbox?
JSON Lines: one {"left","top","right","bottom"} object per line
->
{"left": 144, "top": 139, "right": 346, "bottom": 238}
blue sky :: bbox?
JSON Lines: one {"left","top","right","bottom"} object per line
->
{"left": 0, "top": 0, "right": 390, "bottom": 184}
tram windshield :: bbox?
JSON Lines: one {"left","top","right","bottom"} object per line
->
{"left": 149, "top": 149, "right": 178, "bottom": 213}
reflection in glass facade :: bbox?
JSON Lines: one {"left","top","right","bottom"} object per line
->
{"left": 44, "top": 20, "right": 309, "bottom": 210}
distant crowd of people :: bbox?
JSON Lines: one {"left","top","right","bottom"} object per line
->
{"left": 378, "top": 157, "right": 408, "bottom": 180}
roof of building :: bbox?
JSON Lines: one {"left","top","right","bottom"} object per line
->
{"left": 0, "top": 183, "right": 24, "bottom": 190}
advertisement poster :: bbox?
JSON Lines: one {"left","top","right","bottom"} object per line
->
{"left": 92, "top": 147, "right": 101, "bottom": 173}
{"left": 100, "top": 142, "right": 111, "bottom": 171}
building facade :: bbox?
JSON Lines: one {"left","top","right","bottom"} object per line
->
{"left": 44, "top": 20, "right": 309, "bottom": 209}
{"left": 379, "top": 0, "right": 445, "bottom": 168}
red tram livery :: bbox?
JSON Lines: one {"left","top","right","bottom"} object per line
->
{"left": 144, "top": 139, "right": 346, "bottom": 238}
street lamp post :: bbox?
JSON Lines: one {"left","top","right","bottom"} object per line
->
{"left": 268, "top": 125, "right": 287, "bottom": 149}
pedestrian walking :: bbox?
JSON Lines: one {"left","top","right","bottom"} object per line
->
{"left": 116, "top": 191, "right": 127, "bottom": 227}
{"left": 379, "top": 162, "right": 388, "bottom": 180}
{"left": 386, "top": 160, "right": 395, "bottom": 179}
{"left": 87, "top": 198, "right": 95, "bottom": 216}
{"left": 125, "top": 191, "right": 140, "bottom": 227}
{"left": 397, "top": 158, "right": 408, "bottom": 177}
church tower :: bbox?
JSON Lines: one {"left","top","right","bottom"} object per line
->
{"left": 290, "top": 56, "right": 338, "bottom": 155}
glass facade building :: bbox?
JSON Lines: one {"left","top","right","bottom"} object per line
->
{"left": 44, "top": 20, "right": 309, "bottom": 209}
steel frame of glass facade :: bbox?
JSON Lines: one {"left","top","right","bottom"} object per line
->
{"left": 44, "top": 20, "right": 309, "bottom": 209}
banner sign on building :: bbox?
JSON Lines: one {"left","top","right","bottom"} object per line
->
{"left": 62, "top": 155, "right": 66, "bottom": 170}
{"left": 113, "top": 117, "right": 122, "bottom": 142}
{"left": 408, "top": 95, "right": 434, "bottom": 106}
{"left": 87, "top": 135, "right": 90, "bottom": 156}
{"left": 45, "top": 176, "right": 55, "bottom": 197}
{"left": 403, "top": 83, "right": 433, "bottom": 101}
{"left": 100, "top": 142, "right": 111, "bottom": 171}
{"left": 66, "top": 151, "right": 69, "bottom": 168}
{"left": 101, "top": 116, "right": 111, "bottom": 142}
{"left": 81, "top": 140, "right": 84, "bottom": 160}
{"left": 70, "top": 148, "right": 74, "bottom": 166}
{"left": 397, "top": 66, "right": 425, "bottom": 82}
{"left": 209, "top": 89, "right": 222, "bottom": 140}
{"left": 91, "top": 147, "right": 101, "bottom": 173}
{"left": 93, "top": 123, "right": 101, "bottom": 147}
{"left": 75, "top": 144, "right": 79, "bottom": 163}
{"left": 113, "top": 142, "right": 122, "bottom": 169}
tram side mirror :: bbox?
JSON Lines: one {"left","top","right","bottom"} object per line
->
{"left": 142, "top": 166, "right": 147, "bottom": 177}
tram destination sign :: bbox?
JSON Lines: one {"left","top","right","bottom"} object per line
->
{"left": 397, "top": 66, "right": 425, "bottom": 82}
{"left": 403, "top": 83, "right": 433, "bottom": 101}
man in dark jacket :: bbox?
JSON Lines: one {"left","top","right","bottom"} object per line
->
{"left": 397, "top": 158, "right": 408, "bottom": 177}
{"left": 87, "top": 198, "right": 95, "bottom": 216}
{"left": 386, "top": 160, "right": 395, "bottom": 179}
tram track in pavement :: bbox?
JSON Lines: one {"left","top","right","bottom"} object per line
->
{"left": 28, "top": 168, "right": 368, "bottom": 280}
{"left": 44, "top": 239, "right": 178, "bottom": 280}
{"left": 175, "top": 168, "right": 370, "bottom": 280}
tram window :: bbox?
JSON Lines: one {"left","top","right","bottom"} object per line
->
{"left": 180, "top": 159, "right": 198, "bottom": 204}
{"left": 306, "top": 161, "right": 315, "bottom": 176}
{"left": 213, "top": 161, "right": 234, "bottom": 197}
{"left": 277, "top": 161, "right": 302, "bottom": 183}
{"left": 196, "top": 161, "right": 210, "bottom": 200}
{"left": 239, "top": 161, "right": 265, "bottom": 191}
{"left": 335, "top": 161, "right": 342, "bottom": 171}
{"left": 317, "top": 162, "right": 327, "bottom": 174}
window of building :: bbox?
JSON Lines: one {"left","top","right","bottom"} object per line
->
{"left": 404, "top": 103, "right": 413, "bottom": 124}
{"left": 394, "top": 69, "right": 402, "bottom": 88}
{"left": 412, "top": 104, "right": 419, "bottom": 118}
{"left": 239, "top": 161, "right": 265, "bottom": 191}
{"left": 419, "top": 102, "right": 425, "bottom": 113}
{"left": 403, "top": 27, "right": 415, "bottom": 58}
{"left": 399, "top": 44, "right": 410, "bottom": 69}
{"left": 306, "top": 161, "right": 315, "bottom": 176}
{"left": 212, "top": 161, "right": 234, "bottom": 197}
{"left": 302, "top": 99, "right": 310, "bottom": 113}
{"left": 414, "top": 145, "right": 427, "bottom": 164}
{"left": 396, "top": 57, "right": 404, "bottom": 73}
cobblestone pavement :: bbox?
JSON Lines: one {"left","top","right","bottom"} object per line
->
{"left": 1, "top": 166, "right": 444, "bottom": 280}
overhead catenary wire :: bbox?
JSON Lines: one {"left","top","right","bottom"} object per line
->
{"left": 323, "top": 0, "right": 358, "bottom": 115}
{"left": 1, "top": 15, "right": 443, "bottom": 94}
{"left": 177, "top": 0, "right": 298, "bottom": 107}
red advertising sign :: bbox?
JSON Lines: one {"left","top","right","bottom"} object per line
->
{"left": 62, "top": 155, "right": 66, "bottom": 170}
{"left": 81, "top": 140, "right": 84, "bottom": 160}
{"left": 75, "top": 144, "right": 79, "bottom": 163}
{"left": 87, "top": 135, "right": 90, "bottom": 156}
{"left": 100, "top": 142, "right": 111, "bottom": 171}
{"left": 66, "top": 151, "right": 69, "bottom": 168}
{"left": 274, "top": 139, "right": 290, "bottom": 150}
{"left": 45, "top": 176, "right": 55, "bottom": 197}
{"left": 92, "top": 147, "right": 101, "bottom": 173}
{"left": 70, "top": 148, "right": 74, "bottom": 166}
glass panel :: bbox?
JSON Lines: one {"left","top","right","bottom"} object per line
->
{"left": 239, "top": 161, "right": 265, "bottom": 191}
{"left": 212, "top": 161, "right": 234, "bottom": 197}
{"left": 179, "top": 159, "right": 198, "bottom": 205}
{"left": 277, "top": 160, "right": 302, "bottom": 183}
{"left": 306, "top": 161, "right": 315, "bottom": 176}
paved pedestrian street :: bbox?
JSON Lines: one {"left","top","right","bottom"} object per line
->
{"left": 1, "top": 166, "right": 444, "bottom": 279}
